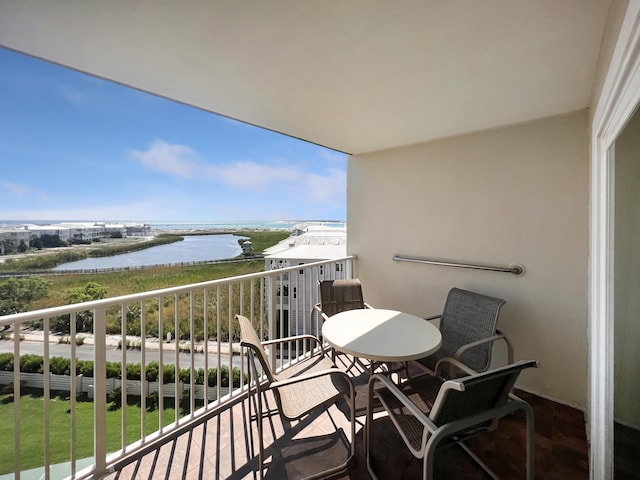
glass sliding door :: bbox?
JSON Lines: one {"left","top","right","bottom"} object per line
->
{"left": 613, "top": 106, "right": 640, "bottom": 478}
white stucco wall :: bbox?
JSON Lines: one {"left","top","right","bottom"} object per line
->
{"left": 348, "top": 110, "right": 589, "bottom": 408}
{"left": 614, "top": 107, "right": 640, "bottom": 428}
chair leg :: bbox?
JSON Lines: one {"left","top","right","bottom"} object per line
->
{"left": 524, "top": 402, "right": 535, "bottom": 480}
{"left": 424, "top": 439, "right": 437, "bottom": 480}
{"left": 366, "top": 377, "right": 380, "bottom": 480}
{"left": 257, "top": 388, "right": 265, "bottom": 480}
{"left": 247, "top": 361, "right": 266, "bottom": 480}
{"left": 458, "top": 443, "right": 500, "bottom": 480}
{"left": 348, "top": 382, "right": 356, "bottom": 463}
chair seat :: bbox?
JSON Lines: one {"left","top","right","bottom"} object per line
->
{"left": 275, "top": 354, "right": 351, "bottom": 419}
{"left": 376, "top": 375, "right": 442, "bottom": 452}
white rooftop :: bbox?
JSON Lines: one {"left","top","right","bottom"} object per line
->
{"left": 267, "top": 244, "right": 346, "bottom": 261}
{"left": 265, "top": 224, "right": 346, "bottom": 260}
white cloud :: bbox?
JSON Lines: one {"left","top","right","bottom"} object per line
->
{"left": 129, "top": 140, "right": 326, "bottom": 191}
{"left": 209, "top": 161, "right": 302, "bottom": 191}
{"left": 0, "top": 181, "right": 33, "bottom": 196}
{"left": 0, "top": 198, "right": 186, "bottom": 222}
{"left": 304, "top": 168, "right": 346, "bottom": 204}
{"left": 127, "top": 139, "right": 347, "bottom": 216}
{"left": 129, "top": 139, "right": 201, "bottom": 178}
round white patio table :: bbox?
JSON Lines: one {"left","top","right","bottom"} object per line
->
{"left": 322, "top": 308, "right": 442, "bottom": 363}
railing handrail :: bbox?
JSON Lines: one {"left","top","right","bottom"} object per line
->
{"left": 392, "top": 254, "right": 525, "bottom": 276}
{"left": 0, "top": 255, "right": 357, "bottom": 326}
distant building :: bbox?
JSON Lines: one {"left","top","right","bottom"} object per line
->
{"left": 0, "top": 221, "right": 151, "bottom": 254}
{"left": 58, "top": 222, "right": 108, "bottom": 242}
{"left": 0, "top": 226, "right": 32, "bottom": 254}
{"left": 264, "top": 223, "right": 347, "bottom": 336}
{"left": 24, "top": 224, "right": 72, "bottom": 242}
{"left": 124, "top": 223, "right": 152, "bottom": 236}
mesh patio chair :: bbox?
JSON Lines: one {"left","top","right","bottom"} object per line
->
{"left": 410, "top": 287, "right": 513, "bottom": 379}
{"left": 366, "top": 358, "right": 539, "bottom": 480}
{"left": 237, "top": 314, "right": 356, "bottom": 480}
{"left": 311, "top": 278, "right": 375, "bottom": 368}
{"left": 311, "top": 278, "right": 372, "bottom": 328}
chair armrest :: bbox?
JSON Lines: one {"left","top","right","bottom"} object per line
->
{"left": 311, "top": 303, "right": 331, "bottom": 322}
{"left": 434, "top": 357, "right": 478, "bottom": 378}
{"left": 496, "top": 329, "right": 514, "bottom": 364}
{"left": 262, "top": 334, "right": 324, "bottom": 351}
{"left": 453, "top": 331, "right": 514, "bottom": 365}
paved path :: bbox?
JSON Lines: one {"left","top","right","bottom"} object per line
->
{"left": 0, "top": 335, "right": 244, "bottom": 371}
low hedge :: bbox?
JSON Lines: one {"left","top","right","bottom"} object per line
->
{"left": 0, "top": 353, "right": 243, "bottom": 388}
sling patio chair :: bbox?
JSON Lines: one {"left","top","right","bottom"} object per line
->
{"left": 366, "top": 358, "right": 539, "bottom": 480}
{"left": 237, "top": 314, "right": 356, "bottom": 480}
{"left": 311, "top": 278, "right": 373, "bottom": 329}
{"left": 311, "top": 278, "right": 378, "bottom": 370}
{"left": 408, "top": 287, "right": 514, "bottom": 379}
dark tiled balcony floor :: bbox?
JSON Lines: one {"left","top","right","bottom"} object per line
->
{"left": 105, "top": 358, "right": 590, "bottom": 480}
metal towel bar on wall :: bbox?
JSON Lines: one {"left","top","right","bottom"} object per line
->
{"left": 392, "top": 255, "right": 525, "bottom": 276}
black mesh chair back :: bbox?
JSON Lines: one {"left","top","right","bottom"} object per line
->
{"left": 318, "top": 279, "right": 365, "bottom": 317}
{"left": 419, "top": 287, "right": 506, "bottom": 373}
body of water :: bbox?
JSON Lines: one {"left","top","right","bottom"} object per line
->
{"left": 52, "top": 234, "right": 247, "bottom": 271}
{"left": 1, "top": 220, "right": 345, "bottom": 271}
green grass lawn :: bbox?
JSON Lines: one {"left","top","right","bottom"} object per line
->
{"left": 0, "top": 388, "right": 176, "bottom": 474}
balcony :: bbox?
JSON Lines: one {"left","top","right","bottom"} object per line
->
{"left": 0, "top": 257, "right": 589, "bottom": 479}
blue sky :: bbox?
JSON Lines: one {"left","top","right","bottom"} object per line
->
{"left": 0, "top": 48, "right": 347, "bottom": 223}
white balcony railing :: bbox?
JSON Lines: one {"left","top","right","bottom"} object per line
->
{"left": 0, "top": 256, "right": 356, "bottom": 479}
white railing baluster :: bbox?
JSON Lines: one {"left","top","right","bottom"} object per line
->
{"left": 13, "top": 321, "right": 20, "bottom": 480}
{"left": 227, "top": 283, "right": 233, "bottom": 396}
{"left": 266, "top": 274, "right": 277, "bottom": 372}
{"left": 174, "top": 294, "right": 179, "bottom": 424}
{"left": 189, "top": 291, "right": 195, "bottom": 416}
{"left": 70, "top": 312, "right": 77, "bottom": 478}
{"left": 158, "top": 295, "right": 164, "bottom": 434}
{"left": 93, "top": 305, "right": 107, "bottom": 476}
{"left": 43, "top": 317, "right": 50, "bottom": 480}
{"left": 140, "top": 299, "right": 146, "bottom": 439}
{"left": 259, "top": 276, "right": 265, "bottom": 339}
{"left": 120, "top": 303, "right": 127, "bottom": 452}
{"left": 203, "top": 288, "right": 210, "bottom": 406}
{"left": 216, "top": 285, "right": 221, "bottom": 401}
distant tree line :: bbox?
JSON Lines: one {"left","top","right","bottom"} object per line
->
{"left": 0, "top": 277, "right": 51, "bottom": 316}
{"left": 0, "top": 273, "right": 252, "bottom": 344}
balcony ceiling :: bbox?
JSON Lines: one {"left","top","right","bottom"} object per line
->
{"left": 0, "top": 1, "right": 611, "bottom": 155}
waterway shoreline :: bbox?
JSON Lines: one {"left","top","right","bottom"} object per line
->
{"left": 0, "top": 229, "right": 281, "bottom": 272}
